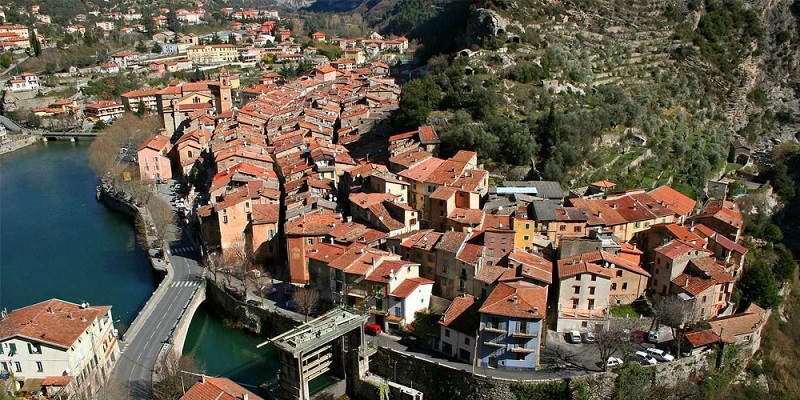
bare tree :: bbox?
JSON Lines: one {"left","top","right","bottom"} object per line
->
{"left": 88, "top": 115, "right": 162, "bottom": 185}
{"left": 147, "top": 197, "right": 179, "bottom": 247}
{"left": 294, "top": 287, "right": 320, "bottom": 322}
{"left": 594, "top": 319, "right": 638, "bottom": 371}
{"left": 152, "top": 351, "right": 205, "bottom": 400}
{"left": 653, "top": 296, "right": 696, "bottom": 359}
{"left": 257, "top": 269, "right": 274, "bottom": 306}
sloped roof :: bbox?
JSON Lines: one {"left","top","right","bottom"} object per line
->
{"left": 648, "top": 185, "right": 696, "bottom": 216}
{"left": 707, "top": 303, "right": 766, "bottom": 338}
{"left": 0, "top": 299, "right": 111, "bottom": 349}
{"left": 391, "top": 277, "right": 434, "bottom": 298}
{"left": 439, "top": 295, "right": 480, "bottom": 335}
{"left": 180, "top": 376, "right": 263, "bottom": 400}
{"left": 479, "top": 281, "right": 547, "bottom": 319}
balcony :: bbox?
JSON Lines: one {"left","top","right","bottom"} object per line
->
{"left": 483, "top": 341, "right": 505, "bottom": 348}
{"left": 509, "top": 346, "right": 536, "bottom": 353}
{"left": 510, "top": 330, "right": 538, "bottom": 338}
{"left": 483, "top": 323, "right": 505, "bottom": 333}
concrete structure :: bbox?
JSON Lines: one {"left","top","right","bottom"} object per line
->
{"left": 84, "top": 101, "right": 125, "bottom": 121}
{"left": 187, "top": 44, "right": 238, "bottom": 64}
{"left": 265, "top": 308, "right": 370, "bottom": 400}
{"left": 439, "top": 295, "right": 479, "bottom": 363}
{"left": 478, "top": 282, "right": 547, "bottom": 370}
{"left": 4, "top": 74, "right": 40, "bottom": 92}
{"left": 0, "top": 299, "right": 120, "bottom": 399}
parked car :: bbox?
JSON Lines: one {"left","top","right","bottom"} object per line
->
{"left": 621, "top": 328, "right": 631, "bottom": 342}
{"left": 647, "top": 330, "right": 659, "bottom": 343}
{"left": 582, "top": 331, "right": 596, "bottom": 344}
{"left": 364, "top": 323, "right": 382, "bottom": 336}
{"left": 284, "top": 299, "right": 296, "bottom": 310}
{"left": 646, "top": 348, "right": 674, "bottom": 362}
{"left": 246, "top": 299, "right": 261, "bottom": 307}
{"left": 634, "top": 350, "right": 658, "bottom": 365}
{"left": 606, "top": 357, "right": 624, "bottom": 368}
{"left": 399, "top": 335, "right": 419, "bottom": 347}
{"left": 568, "top": 330, "right": 582, "bottom": 344}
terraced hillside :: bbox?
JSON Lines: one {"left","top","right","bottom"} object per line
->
{"left": 392, "top": 0, "right": 800, "bottom": 197}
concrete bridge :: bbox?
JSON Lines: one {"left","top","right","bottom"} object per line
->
{"left": 100, "top": 187, "right": 206, "bottom": 399}
{"left": 0, "top": 115, "right": 96, "bottom": 141}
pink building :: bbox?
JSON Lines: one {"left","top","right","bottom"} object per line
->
{"left": 137, "top": 134, "right": 173, "bottom": 182}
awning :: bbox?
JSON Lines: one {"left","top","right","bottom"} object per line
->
{"left": 20, "top": 378, "right": 44, "bottom": 393}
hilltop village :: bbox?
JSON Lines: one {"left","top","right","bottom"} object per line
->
{"left": 0, "top": 3, "right": 791, "bottom": 400}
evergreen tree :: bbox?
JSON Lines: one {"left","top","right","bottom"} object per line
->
{"left": 135, "top": 41, "right": 148, "bottom": 53}
{"left": 151, "top": 42, "right": 163, "bottom": 54}
{"left": 29, "top": 27, "right": 42, "bottom": 57}
{"left": 167, "top": 9, "right": 181, "bottom": 33}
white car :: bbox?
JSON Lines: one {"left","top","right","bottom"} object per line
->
{"left": 568, "top": 330, "right": 582, "bottom": 344}
{"left": 606, "top": 356, "right": 623, "bottom": 368}
{"left": 646, "top": 348, "right": 674, "bottom": 362}
{"left": 582, "top": 331, "right": 596, "bottom": 343}
{"left": 634, "top": 350, "right": 657, "bottom": 365}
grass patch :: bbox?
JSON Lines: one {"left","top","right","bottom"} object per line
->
{"left": 610, "top": 304, "right": 641, "bottom": 318}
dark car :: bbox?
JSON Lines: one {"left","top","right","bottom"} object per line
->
{"left": 399, "top": 335, "right": 419, "bottom": 347}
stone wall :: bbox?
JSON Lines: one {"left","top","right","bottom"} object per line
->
{"left": 0, "top": 134, "right": 37, "bottom": 155}
{"left": 205, "top": 281, "right": 299, "bottom": 336}
{"left": 171, "top": 282, "right": 207, "bottom": 355}
{"left": 366, "top": 346, "right": 729, "bottom": 400}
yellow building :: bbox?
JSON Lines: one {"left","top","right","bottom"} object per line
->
{"left": 513, "top": 206, "right": 536, "bottom": 251}
{"left": 187, "top": 44, "right": 239, "bottom": 65}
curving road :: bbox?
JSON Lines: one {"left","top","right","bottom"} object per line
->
{"left": 111, "top": 187, "right": 205, "bottom": 398}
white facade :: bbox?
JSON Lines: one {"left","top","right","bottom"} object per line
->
{"left": 555, "top": 273, "right": 612, "bottom": 332}
{"left": 439, "top": 326, "right": 475, "bottom": 363}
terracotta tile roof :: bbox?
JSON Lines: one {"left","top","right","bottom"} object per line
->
{"left": 180, "top": 376, "right": 263, "bottom": 400}
{"left": 418, "top": 125, "right": 439, "bottom": 144}
{"left": 648, "top": 185, "right": 697, "bottom": 216}
{"left": 252, "top": 203, "right": 280, "bottom": 224}
{"left": 450, "top": 150, "right": 477, "bottom": 164}
{"left": 619, "top": 241, "right": 643, "bottom": 255}
{"left": 137, "top": 134, "right": 170, "bottom": 152}
{"left": 449, "top": 208, "right": 485, "bottom": 226}
{"left": 479, "top": 281, "right": 547, "bottom": 319}
{"left": 558, "top": 250, "right": 650, "bottom": 277}
{"left": 398, "top": 157, "right": 445, "bottom": 182}
{"left": 329, "top": 222, "right": 388, "bottom": 245}
{"left": 350, "top": 192, "right": 396, "bottom": 209}
{"left": 654, "top": 239, "right": 711, "bottom": 260}
{"left": 307, "top": 243, "right": 347, "bottom": 262}
{"left": 389, "top": 148, "right": 432, "bottom": 170}
{"left": 367, "top": 260, "right": 416, "bottom": 284}
{"left": 0, "top": 299, "right": 111, "bottom": 349}
{"left": 687, "top": 257, "right": 735, "bottom": 283}
{"left": 456, "top": 243, "right": 484, "bottom": 265}
{"left": 709, "top": 233, "right": 748, "bottom": 255}
{"left": 435, "top": 231, "right": 470, "bottom": 253}
{"left": 556, "top": 257, "right": 615, "bottom": 280}
{"left": 652, "top": 223, "right": 706, "bottom": 246}
{"left": 684, "top": 329, "right": 720, "bottom": 347}
{"left": 507, "top": 250, "right": 553, "bottom": 284}
{"left": 672, "top": 273, "right": 716, "bottom": 296}
{"left": 692, "top": 200, "right": 744, "bottom": 230}
{"left": 482, "top": 214, "right": 513, "bottom": 230}
{"left": 707, "top": 304, "right": 766, "bottom": 339}
{"left": 693, "top": 223, "right": 717, "bottom": 238}
{"left": 286, "top": 213, "right": 342, "bottom": 236}
{"left": 42, "top": 376, "right": 71, "bottom": 386}
{"left": 475, "top": 261, "right": 508, "bottom": 285}
{"left": 439, "top": 295, "right": 480, "bottom": 335}
{"left": 430, "top": 185, "right": 457, "bottom": 200}
{"left": 391, "top": 277, "right": 434, "bottom": 298}
{"left": 591, "top": 180, "right": 617, "bottom": 189}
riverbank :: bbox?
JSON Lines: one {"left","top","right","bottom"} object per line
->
{"left": 0, "top": 134, "right": 37, "bottom": 155}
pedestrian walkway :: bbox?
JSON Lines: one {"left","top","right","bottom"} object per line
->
{"left": 170, "top": 245, "right": 196, "bottom": 255}
{"left": 170, "top": 280, "right": 204, "bottom": 288}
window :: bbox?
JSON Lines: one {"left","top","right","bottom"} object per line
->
{"left": 591, "top": 274, "right": 597, "bottom": 281}
{"left": 14, "top": 362, "right": 21, "bottom": 372}
{"left": 589, "top": 287, "right": 595, "bottom": 295}
{"left": 524, "top": 235, "right": 530, "bottom": 241}
{"left": 574, "top": 226, "right": 582, "bottom": 232}
{"left": 501, "top": 238, "right": 507, "bottom": 245}
{"left": 573, "top": 286, "right": 580, "bottom": 294}
{"left": 622, "top": 282, "right": 628, "bottom": 290}
{"left": 152, "top": 156, "right": 158, "bottom": 163}
{"left": 490, "top": 237, "right": 495, "bottom": 243}
{"left": 560, "top": 225, "right": 566, "bottom": 231}
{"left": 187, "top": 150, "right": 193, "bottom": 158}
{"left": 525, "top": 223, "right": 531, "bottom": 230}
{"left": 588, "top": 299, "right": 595, "bottom": 309}
{"left": 36, "top": 362, "right": 43, "bottom": 372}
{"left": 427, "top": 254, "right": 434, "bottom": 262}
{"left": 464, "top": 337, "right": 470, "bottom": 346}
{"left": 28, "top": 343, "right": 41, "bottom": 354}
{"left": 8, "top": 343, "right": 16, "bottom": 355}
{"left": 571, "top": 298, "right": 579, "bottom": 307}
{"left": 0, "top": 362, "right": 6, "bottom": 372}
{"left": 575, "top": 274, "right": 581, "bottom": 281}
{"left": 489, "top": 249, "right": 495, "bottom": 256}
{"left": 611, "top": 283, "right": 617, "bottom": 290}
{"left": 306, "top": 238, "right": 314, "bottom": 245}
{"left": 516, "top": 352, "right": 527, "bottom": 360}
{"left": 616, "top": 270, "right": 623, "bottom": 277}
{"left": 581, "top": 321, "right": 588, "bottom": 328}
{"left": 635, "top": 221, "right": 641, "bottom": 228}
{"left": 223, "top": 215, "right": 228, "bottom": 224}
{"left": 445, "top": 329, "right": 450, "bottom": 338}
{"left": 702, "top": 296, "right": 707, "bottom": 303}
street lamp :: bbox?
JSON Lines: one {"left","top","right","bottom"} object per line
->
{"left": 393, "top": 360, "right": 398, "bottom": 382}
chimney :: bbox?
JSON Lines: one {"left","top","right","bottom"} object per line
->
{"left": 242, "top": 394, "right": 249, "bottom": 400}
{"left": 512, "top": 294, "right": 518, "bottom": 304}
{"left": 201, "top": 375, "right": 206, "bottom": 383}
{"left": 684, "top": 276, "right": 689, "bottom": 287}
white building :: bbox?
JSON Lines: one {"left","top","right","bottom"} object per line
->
{"left": 4, "top": 73, "right": 40, "bottom": 92}
{"left": 0, "top": 299, "right": 120, "bottom": 398}
{"left": 439, "top": 294, "right": 479, "bottom": 363}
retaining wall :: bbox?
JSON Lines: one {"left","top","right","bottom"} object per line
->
{"left": 205, "top": 281, "right": 300, "bottom": 337}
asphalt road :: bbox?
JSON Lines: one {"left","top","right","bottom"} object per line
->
{"left": 111, "top": 186, "right": 204, "bottom": 398}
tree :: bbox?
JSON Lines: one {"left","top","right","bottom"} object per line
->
{"left": 738, "top": 260, "right": 781, "bottom": 309}
{"left": 151, "top": 42, "right": 163, "bottom": 54}
{"left": 210, "top": 33, "right": 223, "bottom": 45}
{"left": 166, "top": 9, "right": 181, "bottom": 33}
{"left": 653, "top": 296, "right": 696, "bottom": 359}
{"left": 393, "top": 76, "right": 442, "bottom": 130}
{"left": 147, "top": 197, "right": 179, "bottom": 248}
{"left": 152, "top": 352, "right": 204, "bottom": 400}
{"left": 594, "top": 320, "right": 637, "bottom": 371}
{"left": 773, "top": 244, "right": 798, "bottom": 283}
{"left": 410, "top": 310, "right": 440, "bottom": 346}
{"left": 763, "top": 224, "right": 784, "bottom": 243}
{"left": 135, "top": 41, "right": 148, "bottom": 53}
{"left": 293, "top": 287, "right": 320, "bottom": 321}
{"left": 29, "top": 26, "right": 42, "bottom": 57}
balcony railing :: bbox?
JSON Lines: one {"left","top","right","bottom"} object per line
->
{"left": 483, "top": 323, "right": 505, "bottom": 333}
{"left": 510, "top": 329, "right": 538, "bottom": 338}
{"left": 509, "top": 346, "right": 536, "bottom": 353}
{"left": 483, "top": 341, "right": 505, "bottom": 348}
